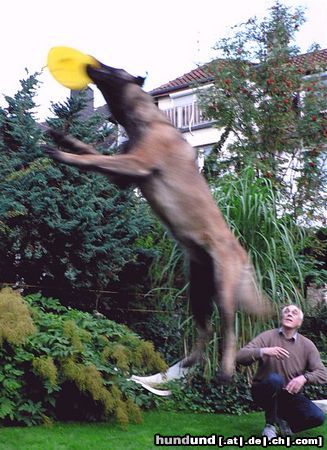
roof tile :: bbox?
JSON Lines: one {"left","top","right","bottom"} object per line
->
{"left": 150, "top": 49, "right": 327, "bottom": 97}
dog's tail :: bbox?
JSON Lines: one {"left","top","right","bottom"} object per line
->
{"left": 235, "top": 263, "right": 272, "bottom": 318}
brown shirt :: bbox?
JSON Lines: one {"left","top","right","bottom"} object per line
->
{"left": 236, "top": 328, "right": 327, "bottom": 386}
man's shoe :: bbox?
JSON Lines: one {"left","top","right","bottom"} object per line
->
{"left": 262, "top": 424, "right": 277, "bottom": 441}
{"left": 277, "top": 418, "right": 293, "bottom": 436}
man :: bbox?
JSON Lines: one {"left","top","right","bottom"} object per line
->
{"left": 236, "top": 304, "right": 326, "bottom": 440}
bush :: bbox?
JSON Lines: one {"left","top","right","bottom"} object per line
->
{"left": 160, "top": 369, "right": 254, "bottom": 415}
{"left": 301, "top": 302, "right": 327, "bottom": 354}
{"left": 160, "top": 361, "right": 326, "bottom": 416}
{"left": 0, "top": 288, "right": 167, "bottom": 426}
{"left": 301, "top": 302, "right": 327, "bottom": 402}
{"left": 304, "top": 382, "right": 327, "bottom": 401}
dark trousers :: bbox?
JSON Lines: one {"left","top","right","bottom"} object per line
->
{"left": 251, "top": 373, "right": 325, "bottom": 433}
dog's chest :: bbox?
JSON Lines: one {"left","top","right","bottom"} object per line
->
{"left": 139, "top": 167, "right": 216, "bottom": 247}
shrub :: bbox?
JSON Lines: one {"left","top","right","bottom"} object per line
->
{"left": 301, "top": 302, "right": 327, "bottom": 354}
{"left": 160, "top": 364, "right": 326, "bottom": 416}
{"left": 160, "top": 369, "right": 254, "bottom": 415}
{"left": 0, "top": 287, "right": 36, "bottom": 346}
{"left": 0, "top": 288, "right": 167, "bottom": 426}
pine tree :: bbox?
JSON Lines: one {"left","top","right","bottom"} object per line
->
{"left": 0, "top": 74, "right": 153, "bottom": 305}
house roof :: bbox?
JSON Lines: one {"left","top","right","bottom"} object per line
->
{"left": 150, "top": 48, "right": 327, "bottom": 97}
{"left": 292, "top": 48, "right": 327, "bottom": 69}
{"left": 149, "top": 65, "right": 214, "bottom": 97}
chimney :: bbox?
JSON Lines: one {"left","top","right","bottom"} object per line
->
{"left": 70, "top": 86, "right": 95, "bottom": 119}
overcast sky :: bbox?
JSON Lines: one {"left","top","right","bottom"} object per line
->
{"left": 1, "top": 0, "right": 326, "bottom": 120}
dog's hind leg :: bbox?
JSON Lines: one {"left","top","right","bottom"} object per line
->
{"left": 213, "top": 254, "right": 271, "bottom": 382}
{"left": 181, "top": 254, "right": 215, "bottom": 368}
{"left": 216, "top": 287, "right": 236, "bottom": 383}
{"left": 212, "top": 256, "right": 244, "bottom": 383}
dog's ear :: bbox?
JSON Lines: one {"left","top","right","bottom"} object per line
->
{"left": 136, "top": 76, "right": 146, "bottom": 87}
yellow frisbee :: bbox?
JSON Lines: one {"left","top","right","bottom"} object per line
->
{"left": 47, "top": 46, "right": 100, "bottom": 90}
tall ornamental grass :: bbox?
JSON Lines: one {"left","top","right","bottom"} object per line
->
{"left": 147, "top": 168, "right": 320, "bottom": 376}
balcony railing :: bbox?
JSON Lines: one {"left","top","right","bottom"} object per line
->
{"left": 161, "top": 103, "right": 212, "bottom": 129}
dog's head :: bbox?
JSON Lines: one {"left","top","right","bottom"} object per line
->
{"left": 87, "top": 62, "right": 145, "bottom": 87}
{"left": 87, "top": 62, "right": 146, "bottom": 127}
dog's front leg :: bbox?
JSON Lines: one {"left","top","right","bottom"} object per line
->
{"left": 46, "top": 129, "right": 100, "bottom": 155}
{"left": 44, "top": 147, "right": 154, "bottom": 178}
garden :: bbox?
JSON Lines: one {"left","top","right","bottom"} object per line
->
{"left": 0, "top": 2, "right": 326, "bottom": 449}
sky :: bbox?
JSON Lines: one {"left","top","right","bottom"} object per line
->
{"left": 1, "top": 0, "right": 326, "bottom": 120}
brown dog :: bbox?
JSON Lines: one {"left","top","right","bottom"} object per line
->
{"left": 45, "top": 61, "right": 270, "bottom": 381}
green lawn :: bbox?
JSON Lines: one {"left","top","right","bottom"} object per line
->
{"left": 0, "top": 411, "right": 325, "bottom": 450}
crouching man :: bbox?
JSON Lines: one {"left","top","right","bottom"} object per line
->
{"left": 236, "top": 304, "right": 326, "bottom": 440}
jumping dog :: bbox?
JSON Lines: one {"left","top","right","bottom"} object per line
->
{"left": 44, "top": 61, "right": 271, "bottom": 382}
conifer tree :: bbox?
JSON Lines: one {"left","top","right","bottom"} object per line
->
{"left": 0, "top": 73, "right": 152, "bottom": 303}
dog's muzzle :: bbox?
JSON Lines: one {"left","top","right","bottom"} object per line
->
{"left": 87, "top": 63, "right": 138, "bottom": 85}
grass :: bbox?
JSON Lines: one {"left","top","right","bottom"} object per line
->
{"left": 0, "top": 411, "right": 325, "bottom": 450}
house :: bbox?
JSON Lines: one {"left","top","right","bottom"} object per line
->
{"left": 149, "top": 48, "right": 327, "bottom": 169}
{"left": 149, "top": 64, "right": 218, "bottom": 169}
{"left": 69, "top": 48, "right": 327, "bottom": 169}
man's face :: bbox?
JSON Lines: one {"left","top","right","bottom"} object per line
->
{"left": 281, "top": 305, "right": 303, "bottom": 330}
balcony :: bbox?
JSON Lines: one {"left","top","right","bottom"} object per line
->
{"left": 161, "top": 103, "right": 213, "bottom": 130}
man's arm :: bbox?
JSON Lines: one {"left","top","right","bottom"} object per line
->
{"left": 236, "top": 332, "right": 268, "bottom": 366}
{"left": 303, "top": 341, "right": 327, "bottom": 385}
{"left": 236, "top": 330, "right": 289, "bottom": 366}
{"left": 284, "top": 340, "right": 327, "bottom": 394}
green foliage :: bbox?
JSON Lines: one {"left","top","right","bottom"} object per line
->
{"left": 0, "top": 71, "right": 42, "bottom": 159}
{"left": 211, "top": 167, "right": 318, "bottom": 306}
{"left": 162, "top": 365, "right": 326, "bottom": 416}
{"left": 132, "top": 222, "right": 187, "bottom": 364}
{"left": 200, "top": 1, "right": 327, "bottom": 224}
{"left": 0, "top": 288, "right": 167, "bottom": 426}
{"left": 0, "top": 287, "right": 36, "bottom": 346}
{"left": 32, "top": 356, "right": 58, "bottom": 388}
{"left": 304, "top": 382, "right": 327, "bottom": 401}
{"left": 161, "top": 370, "right": 253, "bottom": 415}
{"left": 301, "top": 302, "right": 327, "bottom": 354}
{"left": 0, "top": 75, "right": 154, "bottom": 303}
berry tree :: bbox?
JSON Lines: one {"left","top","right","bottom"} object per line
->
{"left": 200, "top": 1, "right": 327, "bottom": 224}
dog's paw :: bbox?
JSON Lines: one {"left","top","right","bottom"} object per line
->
{"left": 180, "top": 357, "right": 195, "bottom": 368}
{"left": 43, "top": 145, "right": 64, "bottom": 161}
{"left": 180, "top": 352, "right": 203, "bottom": 368}
{"left": 45, "top": 128, "right": 67, "bottom": 145}
{"left": 215, "top": 370, "right": 233, "bottom": 385}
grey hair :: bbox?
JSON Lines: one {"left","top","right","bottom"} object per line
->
{"left": 281, "top": 304, "right": 304, "bottom": 321}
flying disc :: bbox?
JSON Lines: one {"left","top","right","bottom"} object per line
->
{"left": 47, "top": 46, "right": 100, "bottom": 90}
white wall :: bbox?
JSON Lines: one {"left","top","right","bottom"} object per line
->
{"left": 182, "top": 126, "right": 220, "bottom": 148}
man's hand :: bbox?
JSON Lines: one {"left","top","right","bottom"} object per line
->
{"left": 261, "top": 347, "right": 290, "bottom": 360}
{"left": 284, "top": 375, "right": 307, "bottom": 394}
